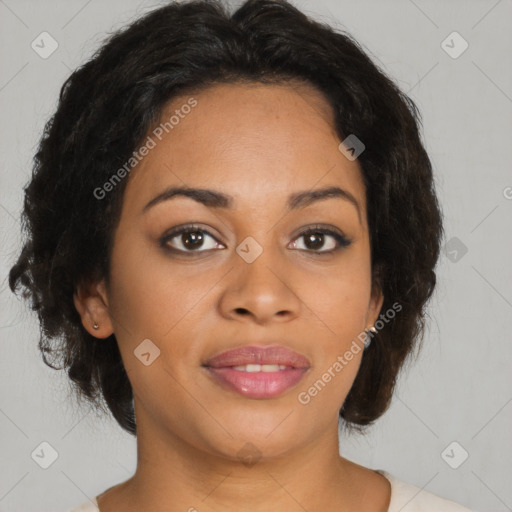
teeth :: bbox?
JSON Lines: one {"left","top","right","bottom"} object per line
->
{"left": 232, "top": 364, "right": 289, "bottom": 372}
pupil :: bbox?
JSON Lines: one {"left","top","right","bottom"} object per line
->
{"left": 183, "top": 231, "right": 203, "bottom": 249}
{"left": 305, "top": 232, "right": 323, "bottom": 250}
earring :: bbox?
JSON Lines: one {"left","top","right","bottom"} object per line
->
{"left": 93, "top": 322, "right": 99, "bottom": 330}
{"left": 364, "top": 326, "right": 377, "bottom": 349}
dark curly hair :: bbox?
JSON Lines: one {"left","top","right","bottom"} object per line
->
{"left": 8, "top": 0, "right": 443, "bottom": 436}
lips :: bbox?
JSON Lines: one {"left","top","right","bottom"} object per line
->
{"left": 203, "top": 345, "right": 310, "bottom": 399}
{"left": 204, "top": 345, "right": 310, "bottom": 369}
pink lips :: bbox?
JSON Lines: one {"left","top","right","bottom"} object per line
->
{"left": 203, "top": 345, "right": 310, "bottom": 399}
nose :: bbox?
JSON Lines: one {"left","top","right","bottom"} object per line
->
{"left": 218, "top": 247, "right": 302, "bottom": 325}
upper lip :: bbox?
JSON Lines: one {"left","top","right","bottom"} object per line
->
{"left": 204, "top": 345, "right": 311, "bottom": 369}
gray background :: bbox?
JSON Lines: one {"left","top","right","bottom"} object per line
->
{"left": 1, "top": 0, "right": 511, "bottom": 511}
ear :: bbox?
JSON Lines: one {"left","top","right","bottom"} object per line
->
{"left": 365, "top": 266, "right": 385, "bottom": 329}
{"left": 73, "top": 278, "right": 114, "bottom": 339}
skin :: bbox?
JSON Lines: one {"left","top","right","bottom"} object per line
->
{"left": 74, "top": 81, "right": 390, "bottom": 512}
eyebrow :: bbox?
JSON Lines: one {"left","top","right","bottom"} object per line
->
{"left": 142, "top": 185, "right": 361, "bottom": 222}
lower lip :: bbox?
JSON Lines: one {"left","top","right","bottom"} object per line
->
{"left": 205, "top": 367, "right": 308, "bottom": 399}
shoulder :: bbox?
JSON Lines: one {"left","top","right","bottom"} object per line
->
{"left": 65, "top": 497, "right": 99, "bottom": 511}
{"left": 377, "top": 470, "right": 477, "bottom": 512}
{"left": 64, "top": 473, "right": 477, "bottom": 512}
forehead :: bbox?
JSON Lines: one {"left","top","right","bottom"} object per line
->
{"left": 122, "top": 81, "right": 366, "bottom": 219}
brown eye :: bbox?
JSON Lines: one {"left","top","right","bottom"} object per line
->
{"left": 180, "top": 230, "right": 205, "bottom": 250}
{"left": 303, "top": 232, "right": 327, "bottom": 250}
{"left": 161, "top": 225, "right": 223, "bottom": 254}
{"left": 291, "top": 226, "right": 351, "bottom": 253}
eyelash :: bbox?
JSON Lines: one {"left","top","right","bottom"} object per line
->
{"left": 160, "top": 223, "right": 352, "bottom": 256}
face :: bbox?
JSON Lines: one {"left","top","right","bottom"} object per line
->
{"left": 75, "top": 81, "right": 383, "bottom": 460}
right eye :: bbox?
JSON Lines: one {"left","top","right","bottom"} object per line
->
{"left": 160, "top": 224, "right": 225, "bottom": 254}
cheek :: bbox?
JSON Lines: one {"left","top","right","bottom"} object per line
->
{"left": 296, "top": 250, "right": 371, "bottom": 401}
{"left": 303, "top": 250, "right": 373, "bottom": 335}
{"left": 106, "top": 230, "right": 215, "bottom": 341}
{"left": 294, "top": 259, "right": 370, "bottom": 413}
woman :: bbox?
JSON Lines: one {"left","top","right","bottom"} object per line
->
{"left": 8, "top": 0, "right": 475, "bottom": 510}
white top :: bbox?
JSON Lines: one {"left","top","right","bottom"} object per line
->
{"left": 66, "top": 470, "right": 476, "bottom": 511}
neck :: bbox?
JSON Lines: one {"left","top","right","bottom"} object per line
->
{"left": 101, "top": 413, "right": 389, "bottom": 512}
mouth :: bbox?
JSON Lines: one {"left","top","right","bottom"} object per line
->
{"left": 203, "top": 345, "right": 310, "bottom": 399}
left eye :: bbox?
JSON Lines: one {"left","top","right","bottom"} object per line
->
{"left": 290, "top": 227, "right": 351, "bottom": 253}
